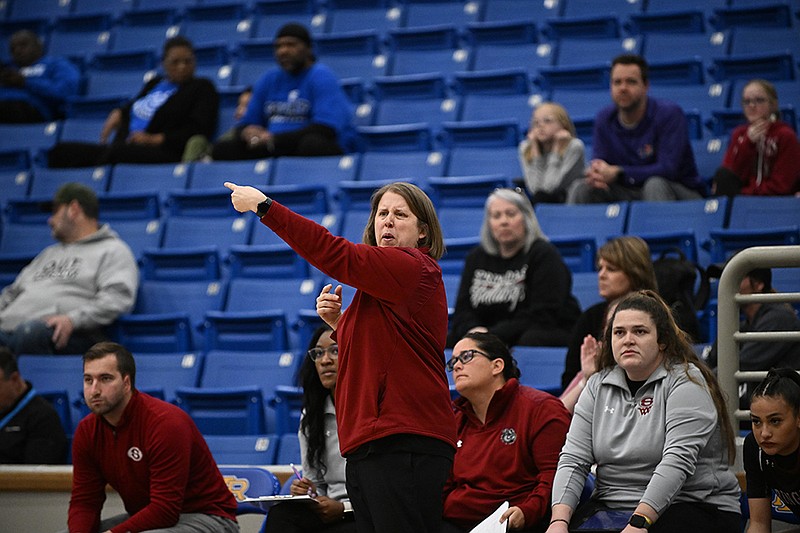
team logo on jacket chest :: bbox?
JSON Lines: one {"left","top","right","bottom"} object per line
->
{"left": 128, "top": 447, "right": 143, "bottom": 461}
{"left": 500, "top": 428, "right": 517, "bottom": 445}
{"left": 638, "top": 397, "right": 654, "bottom": 415}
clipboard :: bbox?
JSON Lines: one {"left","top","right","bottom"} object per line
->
{"left": 469, "top": 501, "right": 509, "bottom": 533}
{"left": 241, "top": 494, "right": 319, "bottom": 511}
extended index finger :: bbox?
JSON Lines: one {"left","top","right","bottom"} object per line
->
{"left": 223, "top": 182, "right": 237, "bottom": 191}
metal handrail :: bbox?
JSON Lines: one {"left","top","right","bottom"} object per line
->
{"left": 715, "top": 245, "right": 800, "bottom": 466}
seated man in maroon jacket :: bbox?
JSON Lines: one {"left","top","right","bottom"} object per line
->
{"left": 66, "top": 342, "right": 239, "bottom": 533}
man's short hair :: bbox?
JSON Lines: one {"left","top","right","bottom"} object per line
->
{"left": 84, "top": 342, "right": 136, "bottom": 388}
{"left": 611, "top": 54, "right": 649, "bottom": 84}
{"left": 0, "top": 347, "right": 18, "bottom": 379}
{"left": 52, "top": 182, "right": 99, "bottom": 219}
{"left": 275, "top": 22, "right": 312, "bottom": 47}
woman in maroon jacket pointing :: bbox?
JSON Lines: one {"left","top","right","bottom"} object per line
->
{"left": 226, "top": 181, "right": 456, "bottom": 533}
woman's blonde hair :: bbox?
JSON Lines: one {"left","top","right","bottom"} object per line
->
{"left": 597, "top": 236, "right": 658, "bottom": 292}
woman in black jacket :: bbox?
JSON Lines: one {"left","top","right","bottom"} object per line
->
{"left": 48, "top": 36, "right": 218, "bottom": 167}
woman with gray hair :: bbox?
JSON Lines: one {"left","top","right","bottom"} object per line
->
{"left": 446, "top": 188, "right": 580, "bottom": 348}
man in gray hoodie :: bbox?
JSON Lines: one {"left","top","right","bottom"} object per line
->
{"left": 0, "top": 183, "right": 138, "bottom": 354}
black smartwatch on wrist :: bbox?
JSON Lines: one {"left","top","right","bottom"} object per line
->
{"left": 256, "top": 197, "right": 272, "bottom": 217}
{"left": 628, "top": 513, "right": 652, "bottom": 529}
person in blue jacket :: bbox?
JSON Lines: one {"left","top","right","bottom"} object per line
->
{"left": 212, "top": 23, "right": 355, "bottom": 160}
{"left": 0, "top": 30, "right": 80, "bottom": 123}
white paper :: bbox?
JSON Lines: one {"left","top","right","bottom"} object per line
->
{"left": 469, "top": 501, "right": 509, "bottom": 533}
{"left": 241, "top": 494, "right": 318, "bottom": 510}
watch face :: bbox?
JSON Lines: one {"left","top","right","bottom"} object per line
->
{"left": 629, "top": 514, "right": 648, "bottom": 528}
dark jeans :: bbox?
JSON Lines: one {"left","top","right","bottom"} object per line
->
{"left": 48, "top": 141, "right": 181, "bottom": 168}
{"left": 0, "top": 319, "right": 107, "bottom": 355}
{"left": 572, "top": 501, "right": 741, "bottom": 533}
{"left": 260, "top": 501, "right": 357, "bottom": 533}
{"left": 345, "top": 443, "right": 453, "bottom": 533}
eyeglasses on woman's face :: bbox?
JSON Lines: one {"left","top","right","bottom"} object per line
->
{"left": 446, "top": 349, "right": 492, "bottom": 372}
{"left": 307, "top": 345, "right": 338, "bottom": 361}
{"left": 741, "top": 96, "right": 768, "bottom": 107}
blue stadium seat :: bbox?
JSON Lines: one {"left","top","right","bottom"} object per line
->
{"left": 251, "top": 0, "right": 321, "bottom": 40}
{"left": 562, "top": 0, "right": 643, "bottom": 18}
{"left": 263, "top": 184, "right": 331, "bottom": 215}
{"left": 645, "top": 0, "right": 727, "bottom": 14}
{"left": 707, "top": 196, "right": 800, "bottom": 263}
{"left": 440, "top": 119, "right": 520, "bottom": 148}
{"left": 556, "top": 37, "right": 641, "bottom": 67}
{"left": 160, "top": 216, "right": 252, "bottom": 260}
{"left": 359, "top": 150, "right": 445, "bottom": 182}
{"left": 84, "top": 50, "right": 157, "bottom": 98}
{"left": 452, "top": 68, "right": 531, "bottom": 96}
{"left": 626, "top": 10, "right": 707, "bottom": 35}
{"left": 0, "top": 253, "right": 34, "bottom": 288}
{"left": 270, "top": 154, "right": 359, "bottom": 197}
{"left": 228, "top": 244, "right": 309, "bottom": 279}
{"left": 167, "top": 190, "right": 246, "bottom": 218}
{"left": 272, "top": 385, "right": 304, "bottom": 436}
{"left": 219, "top": 466, "right": 281, "bottom": 515}
{"left": 108, "top": 218, "right": 163, "bottom": 260}
{"left": 445, "top": 145, "right": 521, "bottom": 181}
{"left": 72, "top": 0, "right": 133, "bottom": 17}
{"left": 0, "top": 224, "right": 54, "bottom": 256}
{"left": 543, "top": 15, "right": 621, "bottom": 41}
{"left": 691, "top": 137, "right": 727, "bottom": 183}
{"left": 481, "top": 0, "right": 562, "bottom": 23}
{"left": 193, "top": 43, "right": 234, "bottom": 88}
{"left": 276, "top": 432, "right": 302, "bottom": 463}
{"left": 108, "top": 163, "right": 190, "bottom": 197}
{"left": 464, "top": 20, "right": 538, "bottom": 48}
{"left": 191, "top": 159, "right": 273, "bottom": 190}
{"left": 710, "top": 52, "right": 797, "bottom": 82}
{"left": 135, "top": 352, "right": 204, "bottom": 403}
{"left": 218, "top": 275, "right": 320, "bottom": 325}
{"left": 180, "top": 3, "right": 253, "bottom": 48}
{"left": 110, "top": 8, "right": 179, "bottom": 54}
{"left": 0, "top": 123, "right": 61, "bottom": 154}
{"left": 711, "top": 3, "right": 795, "bottom": 29}
{"left": 208, "top": 435, "right": 280, "bottom": 465}
{"left": 536, "top": 202, "right": 629, "bottom": 247}
{"left": 29, "top": 166, "right": 109, "bottom": 197}
{"left": 140, "top": 247, "right": 222, "bottom": 281}
{"left": 175, "top": 386, "right": 267, "bottom": 435}
{"left": 314, "top": 30, "right": 388, "bottom": 82}
{"left": 203, "top": 309, "right": 290, "bottom": 352}
{"left": 549, "top": 88, "right": 610, "bottom": 122}
{"left": 373, "top": 97, "right": 458, "bottom": 132}
{"left": 427, "top": 174, "right": 509, "bottom": 208}
{"left": 649, "top": 83, "right": 729, "bottom": 126}
{"left": 232, "top": 39, "right": 278, "bottom": 88}
{"left": 550, "top": 236, "right": 597, "bottom": 274}
{"left": 65, "top": 96, "right": 127, "bottom": 120}
{"left": 439, "top": 236, "right": 478, "bottom": 275}
{"left": 562, "top": 270, "right": 601, "bottom": 312}
{"left": 7, "top": 0, "right": 71, "bottom": 21}
{"left": 441, "top": 272, "right": 461, "bottom": 311}
{"left": 58, "top": 118, "right": 107, "bottom": 142}
{"left": 39, "top": 390, "right": 73, "bottom": 435}
{"left": 387, "top": 25, "right": 471, "bottom": 77}
{"left": 117, "top": 279, "right": 227, "bottom": 352}
{"left": 437, "top": 206, "right": 484, "bottom": 239}
{"left": 326, "top": 2, "right": 404, "bottom": 35}
{"left": 459, "top": 93, "right": 536, "bottom": 132}
{"left": 200, "top": 349, "right": 302, "bottom": 431}
{"left": 403, "top": 0, "right": 481, "bottom": 29}
{"left": 49, "top": 14, "right": 112, "bottom": 61}
{"left": 470, "top": 43, "right": 554, "bottom": 76}
{"left": 356, "top": 123, "right": 434, "bottom": 152}
{"left": 643, "top": 31, "right": 730, "bottom": 67}
{"left": 17, "top": 355, "right": 85, "bottom": 430}
{"left": 99, "top": 192, "right": 162, "bottom": 220}
{"left": 730, "top": 27, "right": 800, "bottom": 58}
{"left": 535, "top": 63, "right": 610, "bottom": 92}
{"left": 513, "top": 346, "right": 567, "bottom": 395}
{"left": 0, "top": 164, "right": 31, "bottom": 206}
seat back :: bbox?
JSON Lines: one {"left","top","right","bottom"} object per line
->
{"left": 135, "top": 352, "right": 204, "bottom": 403}
{"left": 208, "top": 436, "right": 280, "bottom": 466}
{"left": 219, "top": 465, "right": 282, "bottom": 515}
{"left": 536, "top": 202, "right": 629, "bottom": 246}
{"left": 513, "top": 346, "right": 567, "bottom": 395}
{"left": 175, "top": 385, "right": 267, "bottom": 435}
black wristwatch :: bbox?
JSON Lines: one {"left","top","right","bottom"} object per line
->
{"left": 628, "top": 513, "right": 652, "bottom": 529}
{"left": 256, "top": 197, "right": 273, "bottom": 217}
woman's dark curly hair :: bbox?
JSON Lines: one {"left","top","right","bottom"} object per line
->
{"left": 298, "top": 324, "right": 334, "bottom": 477}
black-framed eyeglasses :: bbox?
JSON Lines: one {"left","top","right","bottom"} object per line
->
{"left": 446, "top": 349, "right": 492, "bottom": 372}
{"left": 307, "top": 345, "right": 338, "bottom": 361}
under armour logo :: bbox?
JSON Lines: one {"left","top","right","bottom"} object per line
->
{"left": 604, "top": 406, "right": 615, "bottom": 414}
{"left": 456, "top": 439, "right": 463, "bottom": 448}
